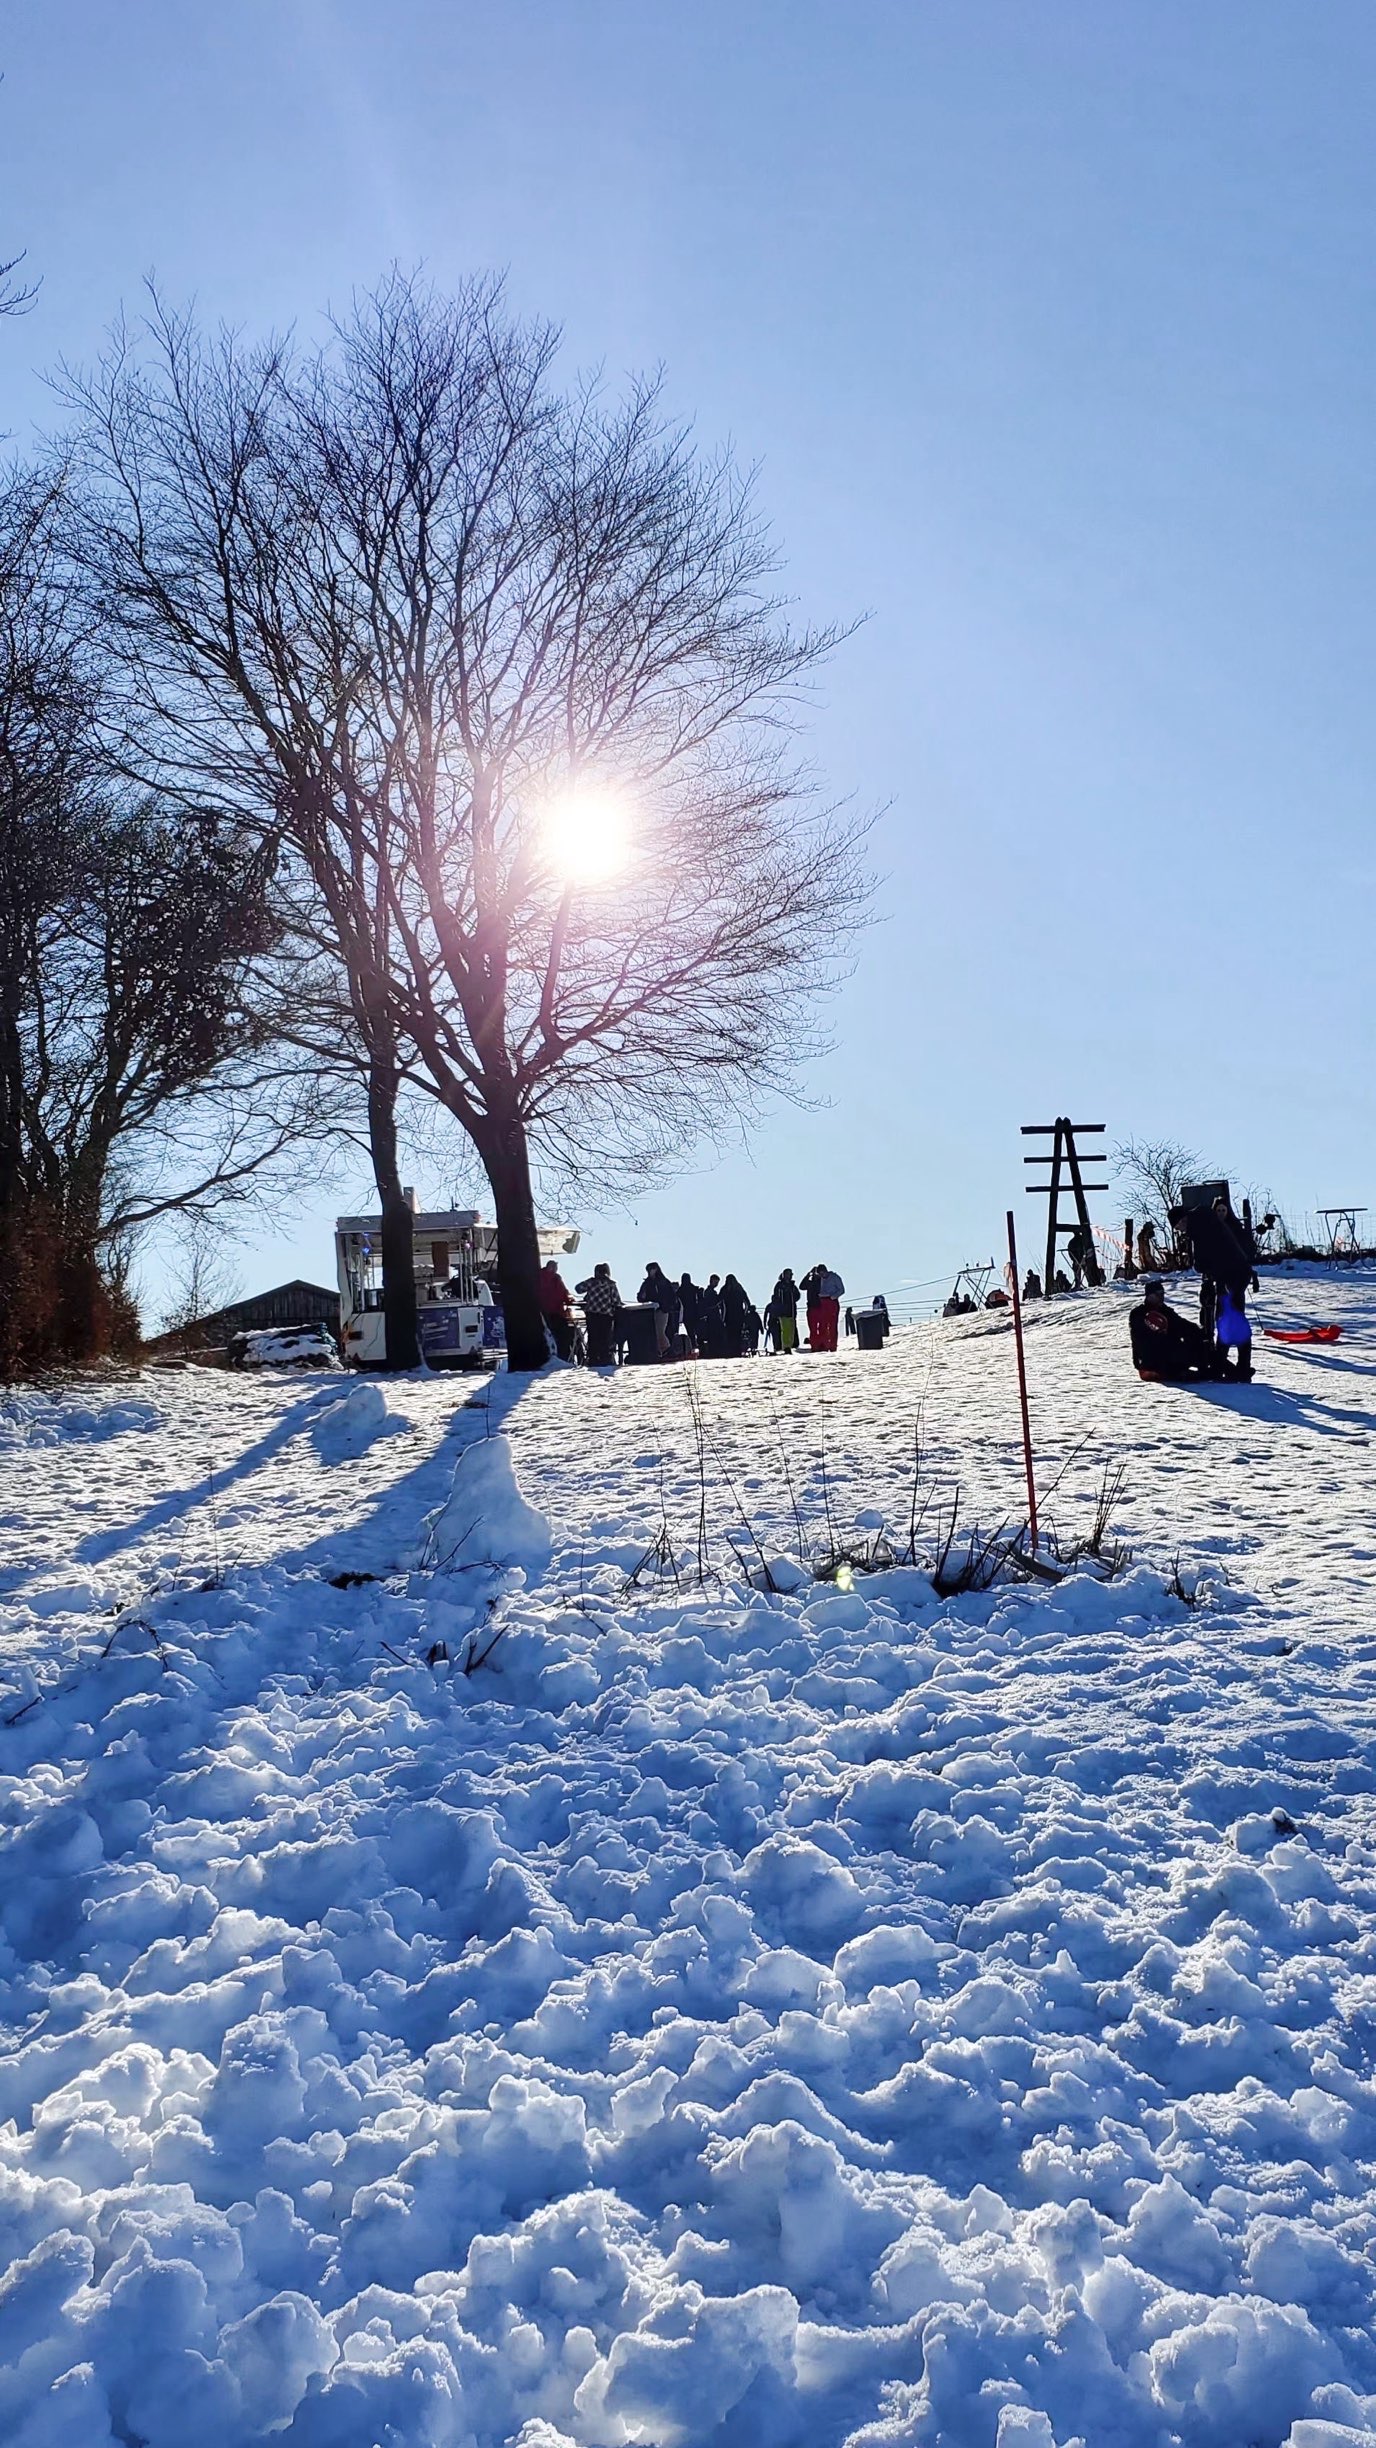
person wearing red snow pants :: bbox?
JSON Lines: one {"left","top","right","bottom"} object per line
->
{"left": 800, "top": 1263, "right": 845, "bottom": 1351}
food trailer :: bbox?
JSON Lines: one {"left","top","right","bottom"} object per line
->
{"left": 335, "top": 1206, "right": 580, "bottom": 1369}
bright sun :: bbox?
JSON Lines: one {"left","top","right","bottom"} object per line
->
{"left": 541, "top": 784, "right": 632, "bottom": 885}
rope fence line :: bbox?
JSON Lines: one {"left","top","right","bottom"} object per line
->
{"left": 875, "top": 1200, "right": 1376, "bottom": 1327}
{"left": 880, "top": 1263, "right": 991, "bottom": 1324}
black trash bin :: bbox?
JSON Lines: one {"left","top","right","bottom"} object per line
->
{"left": 854, "top": 1308, "right": 887, "bottom": 1352}
{"left": 617, "top": 1302, "right": 660, "bottom": 1366}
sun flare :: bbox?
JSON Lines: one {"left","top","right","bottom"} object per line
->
{"left": 541, "top": 784, "right": 632, "bottom": 885}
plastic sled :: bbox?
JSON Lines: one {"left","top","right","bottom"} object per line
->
{"left": 1262, "top": 1324, "right": 1343, "bottom": 1345}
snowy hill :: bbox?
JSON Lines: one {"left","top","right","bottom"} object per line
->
{"left": 2, "top": 1274, "right": 1376, "bottom": 2447}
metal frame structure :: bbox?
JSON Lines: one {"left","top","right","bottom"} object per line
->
{"left": 1022, "top": 1117, "right": 1108, "bottom": 1290}
{"left": 950, "top": 1258, "right": 995, "bottom": 1308}
{"left": 1318, "top": 1206, "right": 1367, "bottom": 1257}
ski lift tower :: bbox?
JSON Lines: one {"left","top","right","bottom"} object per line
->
{"left": 1023, "top": 1116, "right": 1109, "bottom": 1290}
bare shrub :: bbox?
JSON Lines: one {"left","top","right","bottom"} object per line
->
{"left": 1058, "top": 1461, "right": 1133, "bottom": 1579}
{"left": 1166, "top": 1551, "right": 1205, "bottom": 1608}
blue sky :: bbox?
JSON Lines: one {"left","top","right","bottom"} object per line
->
{"left": 4, "top": 3, "right": 1374, "bottom": 1315}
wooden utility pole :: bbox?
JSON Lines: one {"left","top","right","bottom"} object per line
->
{"left": 1022, "top": 1117, "right": 1109, "bottom": 1290}
{"left": 1006, "top": 1209, "right": 1040, "bottom": 1550}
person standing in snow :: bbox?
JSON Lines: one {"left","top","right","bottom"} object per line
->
{"left": 1213, "top": 1286, "right": 1254, "bottom": 1382}
{"left": 538, "top": 1259, "right": 575, "bottom": 1361}
{"left": 638, "top": 1263, "right": 675, "bottom": 1359}
{"left": 678, "top": 1272, "right": 701, "bottom": 1356}
{"left": 771, "top": 1270, "right": 800, "bottom": 1349}
{"left": 697, "top": 1273, "right": 726, "bottom": 1358}
{"left": 1066, "top": 1226, "right": 1097, "bottom": 1289}
{"left": 767, "top": 1268, "right": 800, "bottom": 1352}
{"left": 576, "top": 1264, "right": 622, "bottom": 1367}
{"left": 1175, "top": 1194, "right": 1258, "bottom": 1382}
{"left": 720, "top": 1273, "right": 751, "bottom": 1357}
{"left": 804, "top": 1263, "right": 844, "bottom": 1352}
{"left": 818, "top": 1264, "right": 845, "bottom": 1349}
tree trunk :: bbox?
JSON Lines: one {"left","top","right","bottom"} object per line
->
{"left": 0, "top": 1196, "right": 38, "bottom": 1378}
{"left": 477, "top": 1105, "right": 549, "bottom": 1373}
{"left": 0, "top": 978, "right": 36, "bottom": 1375}
{"left": 366, "top": 1052, "right": 418, "bottom": 1371}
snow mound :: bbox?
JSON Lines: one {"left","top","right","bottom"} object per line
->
{"left": 422, "top": 1431, "right": 552, "bottom": 1578}
{"left": 309, "top": 1380, "right": 403, "bottom": 1462}
{"left": 0, "top": 1389, "right": 164, "bottom": 1447}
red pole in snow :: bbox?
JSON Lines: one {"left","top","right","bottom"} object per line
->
{"left": 1006, "top": 1208, "right": 1040, "bottom": 1553}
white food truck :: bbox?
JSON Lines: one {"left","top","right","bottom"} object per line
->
{"left": 335, "top": 1205, "right": 580, "bottom": 1369}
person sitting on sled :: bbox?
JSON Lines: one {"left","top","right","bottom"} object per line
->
{"left": 1129, "top": 1278, "right": 1209, "bottom": 1381}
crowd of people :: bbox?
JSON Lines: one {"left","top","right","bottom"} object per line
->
{"left": 529, "top": 1188, "right": 1265, "bottom": 1387}
{"left": 534, "top": 1257, "right": 854, "bottom": 1367}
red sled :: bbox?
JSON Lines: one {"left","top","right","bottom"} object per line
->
{"left": 1262, "top": 1324, "right": 1343, "bottom": 1344}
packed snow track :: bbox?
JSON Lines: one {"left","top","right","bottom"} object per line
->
{"left": 2, "top": 1271, "right": 1376, "bottom": 2448}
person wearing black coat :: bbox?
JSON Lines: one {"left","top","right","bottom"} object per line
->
{"left": 638, "top": 1263, "right": 676, "bottom": 1359}
{"left": 1129, "top": 1278, "right": 1208, "bottom": 1380}
{"left": 678, "top": 1273, "right": 701, "bottom": 1354}
{"left": 697, "top": 1273, "right": 726, "bottom": 1358}
{"left": 799, "top": 1262, "right": 825, "bottom": 1347}
{"left": 766, "top": 1270, "right": 800, "bottom": 1352}
{"left": 1172, "top": 1195, "right": 1258, "bottom": 1377}
{"left": 721, "top": 1273, "right": 751, "bottom": 1358}
{"left": 1066, "top": 1226, "right": 1098, "bottom": 1289}
{"left": 1181, "top": 1197, "right": 1257, "bottom": 1297}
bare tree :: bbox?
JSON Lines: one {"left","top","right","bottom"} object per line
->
{"left": 64, "top": 273, "right": 868, "bottom": 1369}
{"left": 1, "top": 790, "right": 314, "bottom": 1370}
{"left": 0, "top": 467, "right": 92, "bottom": 1367}
{"left": 1, "top": 67, "right": 40, "bottom": 324}
{"left": 157, "top": 1213, "right": 243, "bottom": 1349}
{"left": 0, "top": 467, "right": 317, "bottom": 1374}
{"left": 1113, "top": 1138, "right": 1224, "bottom": 1240}
{"left": 0, "top": 254, "right": 38, "bottom": 320}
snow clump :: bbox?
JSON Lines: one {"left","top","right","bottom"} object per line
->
{"left": 420, "top": 1429, "right": 553, "bottom": 1578}
{"left": 308, "top": 1379, "right": 403, "bottom": 1462}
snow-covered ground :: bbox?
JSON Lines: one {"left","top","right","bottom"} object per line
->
{"left": 3, "top": 1270, "right": 1376, "bottom": 2448}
